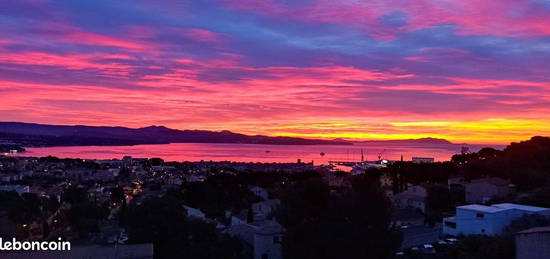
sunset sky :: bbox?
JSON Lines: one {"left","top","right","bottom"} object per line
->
{"left": 1, "top": 0, "right": 550, "bottom": 144}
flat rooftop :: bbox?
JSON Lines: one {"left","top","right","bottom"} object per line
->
{"left": 492, "top": 203, "right": 550, "bottom": 212}
{"left": 457, "top": 203, "right": 550, "bottom": 213}
{"left": 517, "top": 226, "right": 550, "bottom": 235}
{"left": 458, "top": 204, "right": 507, "bottom": 213}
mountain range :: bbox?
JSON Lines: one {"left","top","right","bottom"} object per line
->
{"left": 0, "top": 122, "right": 351, "bottom": 147}
{"left": 351, "top": 137, "right": 454, "bottom": 145}
{"left": 0, "top": 122, "right": 455, "bottom": 148}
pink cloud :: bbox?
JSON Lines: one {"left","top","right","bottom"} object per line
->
{"left": 28, "top": 22, "right": 153, "bottom": 51}
{"left": 403, "top": 56, "right": 427, "bottom": 62}
{"left": 223, "top": 0, "right": 550, "bottom": 38}
{"left": 60, "top": 30, "right": 147, "bottom": 50}
{"left": 0, "top": 52, "right": 135, "bottom": 76}
{"left": 180, "top": 28, "right": 224, "bottom": 43}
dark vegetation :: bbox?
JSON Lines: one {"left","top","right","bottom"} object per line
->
{"left": 0, "top": 191, "right": 58, "bottom": 225}
{"left": 180, "top": 173, "right": 261, "bottom": 219}
{"left": 120, "top": 195, "right": 248, "bottom": 259}
{"left": 451, "top": 136, "right": 550, "bottom": 191}
{"left": 278, "top": 173, "right": 402, "bottom": 259}
{"left": 385, "top": 136, "right": 550, "bottom": 206}
{"left": 61, "top": 187, "right": 109, "bottom": 237}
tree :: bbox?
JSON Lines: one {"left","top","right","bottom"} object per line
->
{"left": 453, "top": 136, "right": 550, "bottom": 191}
{"left": 181, "top": 173, "right": 260, "bottom": 219}
{"left": 504, "top": 214, "right": 550, "bottom": 235}
{"left": 149, "top": 157, "right": 164, "bottom": 166}
{"left": 278, "top": 175, "right": 402, "bottom": 259}
{"left": 518, "top": 182, "right": 550, "bottom": 208}
{"left": 110, "top": 186, "right": 125, "bottom": 204}
{"left": 62, "top": 187, "right": 106, "bottom": 237}
{"left": 0, "top": 191, "right": 42, "bottom": 224}
{"left": 117, "top": 167, "right": 131, "bottom": 179}
{"left": 426, "top": 184, "right": 452, "bottom": 226}
{"left": 122, "top": 196, "right": 249, "bottom": 259}
{"left": 61, "top": 187, "right": 88, "bottom": 204}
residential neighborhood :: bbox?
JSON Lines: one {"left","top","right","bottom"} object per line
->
{"left": 1, "top": 137, "right": 550, "bottom": 258}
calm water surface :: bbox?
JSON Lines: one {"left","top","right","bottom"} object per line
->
{"left": 16, "top": 143, "right": 504, "bottom": 164}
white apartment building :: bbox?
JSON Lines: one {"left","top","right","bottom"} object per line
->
{"left": 443, "top": 203, "right": 550, "bottom": 236}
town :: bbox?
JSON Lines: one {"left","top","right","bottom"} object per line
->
{"left": 1, "top": 136, "right": 550, "bottom": 259}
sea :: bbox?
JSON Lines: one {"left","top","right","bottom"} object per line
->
{"left": 13, "top": 142, "right": 504, "bottom": 164}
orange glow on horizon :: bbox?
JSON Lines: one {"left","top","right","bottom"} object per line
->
{"left": 264, "top": 119, "right": 550, "bottom": 145}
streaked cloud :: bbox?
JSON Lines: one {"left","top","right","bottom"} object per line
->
{"left": 0, "top": 0, "right": 549, "bottom": 144}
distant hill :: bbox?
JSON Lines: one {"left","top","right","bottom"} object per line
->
{"left": 0, "top": 122, "right": 352, "bottom": 147}
{"left": 352, "top": 137, "right": 454, "bottom": 145}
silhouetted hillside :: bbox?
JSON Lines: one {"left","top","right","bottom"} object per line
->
{"left": 0, "top": 122, "right": 352, "bottom": 147}
{"left": 353, "top": 137, "right": 453, "bottom": 145}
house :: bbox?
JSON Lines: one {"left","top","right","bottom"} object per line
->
{"left": 184, "top": 174, "right": 205, "bottom": 182}
{"left": 516, "top": 226, "right": 550, "bottom": 259}
{"left": 447, "top": 176, "right": 466, "bottom": 188}
{"left": 412, "top": 157, "right": 435, "bottom": 163}
{"left": 229, "top": 209, "right": 249, "bottom": 226}
{"left": 465, "top": 177, "right": 510, "bottom": 203}
{"left": 0, "top": 185, "right": 29, "bottom": 195}
{"left": 0, "top": 174, "right": 23, "bottom": 182}
{"left": 392, "top": 185, "right": 428, "bottom": 213}
{"left": 183, "top": 205, "right": 206, "bottom": 220}
{"left": 443, "top": 203, "right": 550, "bottom": 236}
{"left": 251, "top": 199, "right": 280, "bottom": 218}
{"left": 165, "top": 177, "right": 182, "bottom": 186}
{"left": 225, "top": 220, "right": 283, "bottom": 259}
{"left": 254, "top": 221, "right": 283, "bottom": 259}
{"left": 249, "top": 186, "right": 269, "bottom": 200}
{"left": 92, "top": 169, "right": 119, "bottom": 182}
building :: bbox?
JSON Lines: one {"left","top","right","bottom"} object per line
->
{"left": 447, "top": 176, "right": 466, "bottom": 188}
{"left": 183, "top": 205, "right": 206, "bottom": 220}
{"left": 465, "top": 177, "right": 510, "bottom": 203}
{"left": 443, "top": 203, "right": 550, "bottom": 236}
{"left": 249, "top": 186, "right": 269, "bottom": 200}
{"left": 226, "top": 220, "right": 283, "bottom": 259}
{"left": 0, "top": 185, "right": 29, "bottom": 195}
{"left": 516, "top": 226, "right": 550, "bottom": 259}
{"left": 411, "top": 157, "right": 434, "bottom": 163}
{"left": 254, "top": 222, "right": 283, "bottom": 259}
{"left": 251, "top": 199, "right": 280, "bottom": 218}
{"left": 392, "top": 185, "right": 428, "bottom": 213}
{"left": 0, "top": 174, "right": 23, "bottom": 182}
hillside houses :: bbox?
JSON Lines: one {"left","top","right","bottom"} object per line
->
{"left": 465, "top": 177, "right": 511, "bottom": 203}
